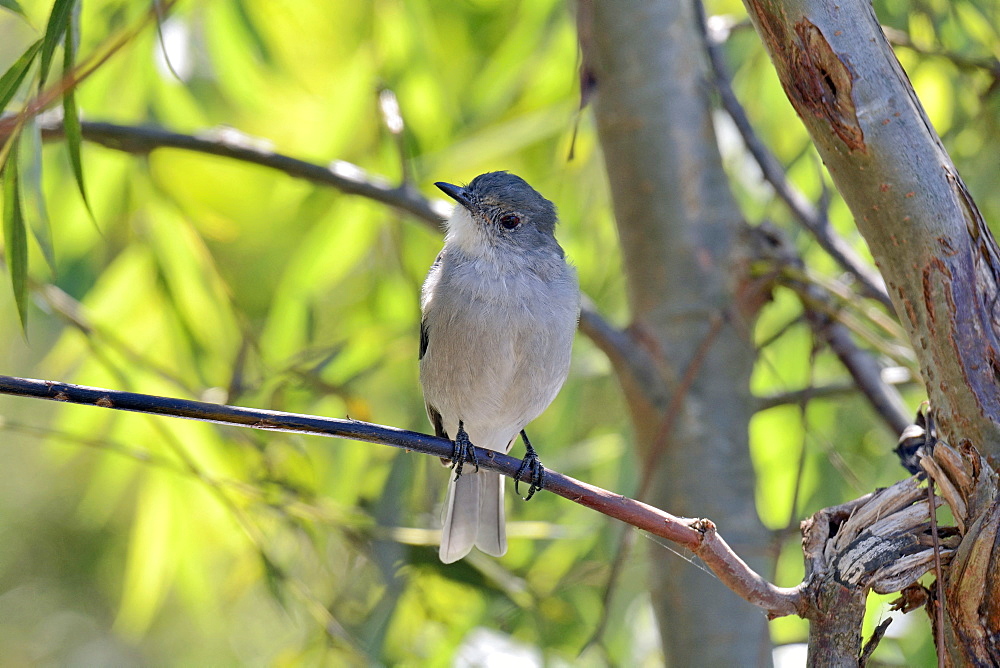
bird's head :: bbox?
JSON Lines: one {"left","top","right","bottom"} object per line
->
{"left": 436, "top": 171, "right": 560, "bottom": 259}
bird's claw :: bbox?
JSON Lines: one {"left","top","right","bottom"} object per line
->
{"left": 514, "top": 431, "right": 545, "bottom": 501}
{"left": 450, "top": 420, "right": 479, "bottom": 481}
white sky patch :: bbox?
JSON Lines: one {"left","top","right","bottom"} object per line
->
{"left": 154, "top": 18, "right": 193, "bottom": 81}
{"left": 773, "top": 642, "right": 808, "bottom": 667}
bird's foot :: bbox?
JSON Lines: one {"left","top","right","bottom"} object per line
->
{"left": 514, "top": 430, "right": 545, "bottom": 501}
{"left": 450, "top": 420, "right": 480, "bottom": 481}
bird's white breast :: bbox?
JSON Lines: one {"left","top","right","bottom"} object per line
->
{"left": 420, "top": 245, "right": 578, "bottom": 452}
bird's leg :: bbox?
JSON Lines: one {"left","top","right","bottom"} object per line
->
{"left": 514, "top": 429, "right": 545, "bottom": 501}
{"left": 450, "top": 420, "right": 480, "bottom": 481}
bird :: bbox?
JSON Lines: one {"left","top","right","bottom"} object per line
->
{"left": 419, "top": 171, "right": 579, "bottom": 563}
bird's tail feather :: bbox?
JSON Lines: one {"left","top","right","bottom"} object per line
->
{"left": 439, "top": 470, "right": 506, "bottom": 563}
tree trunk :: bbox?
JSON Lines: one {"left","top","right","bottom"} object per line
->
{"left": 743, "top": 0, "right": 1000, "bottom": 662}
{"left": 582, "top": 1, "right": 772, "bottom": 664}
{"left": 742, "top": 0, "right": 1000, "bottom": 458}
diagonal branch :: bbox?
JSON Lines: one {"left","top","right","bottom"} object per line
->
{"left": 577, "top": 294, "right": 667, "bottom": 406}
{"left": 755, "top": 373, "right": 915, "bottom": 412}
{"left": 16, "top": 117, "right": 449, "bottom": 229}
{"left": 751, "top": 224, "right": 913, "bottom": 436}
{"left": 808, "top": 310, "right": 912, "bottom": 435}
{"left": 742, "top": 0, "right": 1000, "bottom": 459}
{"left": 3, "top": 117, "right": 639, "bottom": 397}
{"left": 697, "top": 4, "right": 893, "bottom": 311}
{"left": 0, "top": 372, "right": 803, "bottom": 618}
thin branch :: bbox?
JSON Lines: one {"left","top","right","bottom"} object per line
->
{"left": 755, "top": 374, "right": 915, "bottom": 412}
{"left": 751, "top": 224, "right": 913, "bottom": 435}
{"left": 697, "top": 4, "right": 894, "bottom": 310}
{"left": 9, "top": 117, "right": 450, "bottom": 230}
{"left": 926, "top": 478, "right": 946, "bottom": 667}
{"left": 639, "top": 311, "right": 726, "bottom": 495}
{"left": 859, "top": 618, "right": 892, "bottom": 667}
{"left": 377, "top": 87, "right": 413, "bottom": 187}
{"left": 581, "top": 310, "right": 730, "bottom": 651}
{"left": 0, "top": 373, "right": 803, "bottom": 618}
{"left": 7, "top": 117, "right": 636, "bottom": 386}
{"left": 810, "top": 314, "right": 912, "bottom": 435}
{"left": 577, "top": 294, "right": 666, "bottom": 404}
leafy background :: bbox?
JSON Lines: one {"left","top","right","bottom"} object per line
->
{"left": 0, "top": 0, "right": 997, "bottom": 664}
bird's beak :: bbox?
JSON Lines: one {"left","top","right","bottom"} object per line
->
{"left": 435, "top": 182, "right": 473, "bottom": 209}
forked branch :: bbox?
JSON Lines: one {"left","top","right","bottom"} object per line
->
{"left": 0, "top": 374, "right": 803, "bottom": 615}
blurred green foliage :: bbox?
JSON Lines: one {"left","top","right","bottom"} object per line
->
{"left": 0, "top": 0, "right": 996, "bottom": 664}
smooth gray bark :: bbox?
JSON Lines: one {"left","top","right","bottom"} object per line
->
{"left": 583, "top": 1, "right": 772, "bottom": 664}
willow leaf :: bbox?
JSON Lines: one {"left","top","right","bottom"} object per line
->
{"left": 2, "top": 149, "right": 29, "bottom": 333}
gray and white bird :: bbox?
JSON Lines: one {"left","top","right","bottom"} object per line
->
{"left": 419, "top": 171, "right": 579, "bottom": 563}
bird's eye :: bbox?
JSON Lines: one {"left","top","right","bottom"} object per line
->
{"left": 499, "top": 214, "right": 521, "bottom": 230}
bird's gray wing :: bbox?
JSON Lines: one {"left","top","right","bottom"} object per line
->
{"left": 426, "top": 402, "right": 453, "bottom": 467}
{"left": 419, "top": 251, "right": 444, "bottom": 361}
{"left": 426, "top": 402, "right": 448, "bottom": 439}
{"left": 419, "top": 318, "right": 429, "bottom": 360}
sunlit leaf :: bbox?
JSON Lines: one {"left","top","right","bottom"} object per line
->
{"left": 0, "top": 39, "right": 42, "bottom": 113}
{"left": 2, "top": 146, "right": 29, "bottom": 333}
{"left": 912, "top": 60, "right": 955, "bottom": 135}
{"left": 38, "top": 0, "right": 75, "bottom": 88}
{"left": 228, "top": 0, "right": 274, "bottom": 66}
{"left": 113, "top": 475, "right": 174, "bottom": 638}
{"left": 61, "top": 5, "right": 93, "bottom": 221}
{"left": 17, "top": 120, "right": 54, "bottom": 274}
{"left": 2, "top": 0, "right": 983, "bottom": 661}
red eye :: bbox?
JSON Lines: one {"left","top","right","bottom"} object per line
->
{"left": 499, "top": 214, "right": 521, "bottom": 230}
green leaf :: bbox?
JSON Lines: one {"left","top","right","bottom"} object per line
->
{"left": 39, "top": 0, "right": 76, "bottom": 88}
{"left": 0, "top": 0, "right": 28, "bottom": 19}
{"left": 2, "top": 147, "right": 29, "bottom": 334}
{"left": 18, "top": 120, "right": 55, "bottom": 273}
{"left": 228, "top": 0, "right": 274, "bottom": 66}
{"left": 0, "top": 39, "right": 42, "bottom": 113}
{"left": 62, "top": 7, "right": 93, "bottom": 221}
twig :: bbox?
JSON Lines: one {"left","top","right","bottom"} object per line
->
{"left": 755, "top": 375, "right": 914, "bottom": 412}
{"left": 582, "top": 312, "right": 726, "bottom": 650}
{"left": 927, "top": 479, "right": 946, "bottom": 667}
{"left": 578, "top": 527, "right": 636, "bottom": 656}
{"left": 858, "top": 618, "right": 892, "bottom": 666}
{"left": 578, "top": 295, "right": 667, "bottom": 405}
{"left": 6, "top": 118, "right": 449, "bottom": 230}
{"left": 0, "top": 373, "right": 804, "bottom": 618}
{"left": 812, "top": 315, "right": 912, "bottom": 435}
{"left": 5, "top": 117, "right": 636, "bottom": 377}
{"left": 755, "top": 311, "right": 806, "bottom": 351}
{"left": 639, "top": 311, "right": 726, "bottom": 495}
{"left": 783, "top": 336, "right": 821, "bottom": 555}
{"left": 750, "top": 224, "right": 913, "bottom": 435}
{"left": 377, "top": 87, "right": 412, "bottom": 186}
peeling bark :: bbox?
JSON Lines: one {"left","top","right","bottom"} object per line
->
{"left": 922, "top": 441, "right": 1000, "bottom": 664}
{"left": 744, "top": 0, "right": 1000, "bottom": 457}
{"left": 744, "top": 0, "right": 1000, "bottom": 661}
{"left": 800, "top": 476, "right": 958, "bottom": 665}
